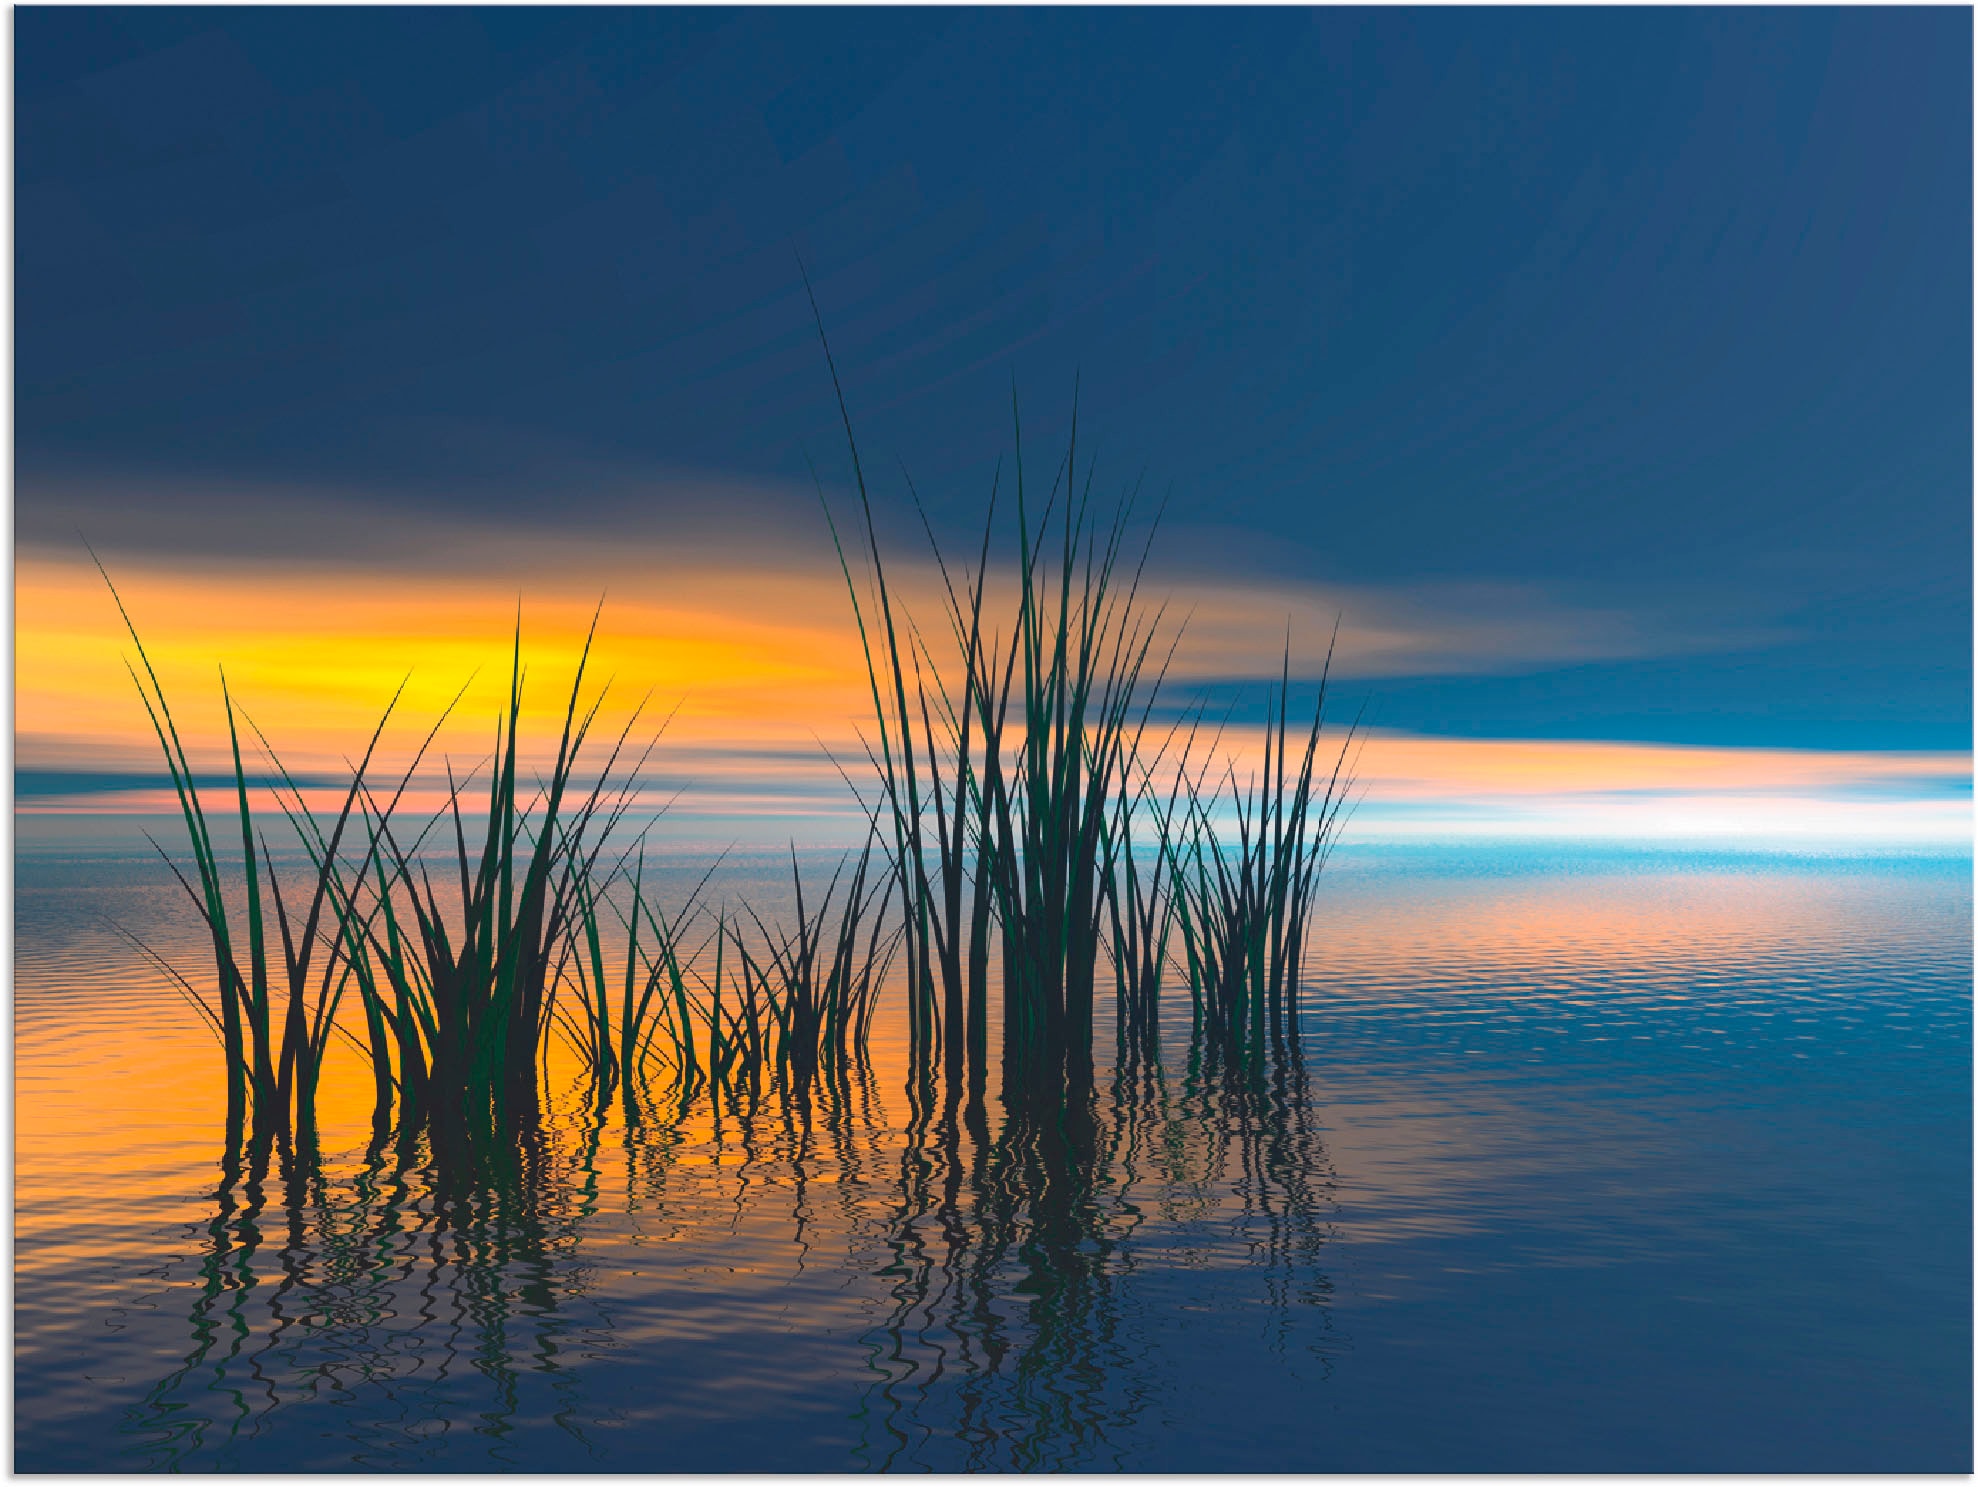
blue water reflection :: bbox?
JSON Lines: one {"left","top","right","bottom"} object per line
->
{"left": 14, "top": 835, "right": 1970, "bottom": 1471}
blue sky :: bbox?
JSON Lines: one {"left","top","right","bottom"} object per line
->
{"left": 16, "top": 7, "right": 1972, "bottom": 761}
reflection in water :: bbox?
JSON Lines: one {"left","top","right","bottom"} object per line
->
{"left": 118, "top": 1028, "right": 1335, "bottom": 1472}
{"left": 28, "top": 847, "right": 1968, "bottom": 1472}
{"left": 123, "top": 1115, "right": 618, "bottom": 1469}
{"left": 856, "top": 1034, "right": 1336, "bottom": 1470}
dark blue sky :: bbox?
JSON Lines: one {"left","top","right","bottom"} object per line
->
{"left": 17, "top": 7, "right": 1971, "bottom": 750}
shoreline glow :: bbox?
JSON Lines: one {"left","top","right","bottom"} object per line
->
{"left": 19, "top": 747, "right": 1969, "bottom": 848}
{"left": 18, "top": 553, "right": 1969, "bottom": 847}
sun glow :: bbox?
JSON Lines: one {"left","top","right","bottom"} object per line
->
{"left": 17, "top": 552, "right": 874, "bottom": 772}
{"left": 17, "top": 551, "right": 1971, "bottom": 846}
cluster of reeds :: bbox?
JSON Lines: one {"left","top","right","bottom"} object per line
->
{"left": 722, "top": 832, "right": 898, "bottom": 1102}
{"left": 1166, "top": 651, "right": 1357, "bottom": 1060}
{"left": 105, "top": 573, "right": 903, "bottom": 1168}
{"left": 106, "top": 369, "right": 1354, "bottom": 1169}
{"left": 809, "top": 318, "right": 1356, "bottom": 1111}
{"left": 816, "top": 379, "right": 1181, "bottom": 1109}
{"left": 825, "top": 482, "right": 1164, "bottom": 1099}
{"left": 102, "top": 558, "right": 406, "bottom": 1153}
{"left": 560, "top": 831, "right": 899, "bottom": 1115}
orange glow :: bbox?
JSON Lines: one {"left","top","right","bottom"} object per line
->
{"left": 18, "top": 551, "right": 877, "bottom": 777}
{"left": 17, "top": 550, "right": 1970, "bottom": 843}
{"left": 1325, "top": 731, "right": 1969, "bottom": 798}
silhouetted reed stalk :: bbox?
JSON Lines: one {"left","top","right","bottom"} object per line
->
{"left": 98, "top": 557, "right": 414, "bottom": 1153}
{"left": 342, "top": 614, "right": 663, "bottom": 1173}
{"left": 726, "top": 832, "right": 899, "bottom": 1105}
{"left": 1168, "top": 647, "right": 1358, "bottom": 1059}
{"left": 809, "top": 307, "right": 1180, "bottom": 1108}
{"left": 106, "top": 360, "right": 1355, "bottom": 1176}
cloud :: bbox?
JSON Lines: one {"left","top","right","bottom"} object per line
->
{"left": 18, "top": 532, "right": 1969, "bottom": 847}
{"left": 23, "top": 464, "right": 1872, "bottom": 849}
{"left": 1168, "top": 576, "right": 1778, "bottom": 681}
{"left": 17, "top": 461, "right": 838, "bottom": 576}
{"left": 20, "top": 467, "right": 1779, "bottom": 691}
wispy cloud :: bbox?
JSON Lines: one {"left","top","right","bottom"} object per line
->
{"left": 27, "top": 468, "right": 1944, "bottom": 846}
{"left": 19, "top": 542, "right": 1967, "bottom": 846}
{"left": 1169, "top": 576, "right": 1780, "bottom": 681}
{"left": 24, "top": 469, "right": 1780, "bottom": 699}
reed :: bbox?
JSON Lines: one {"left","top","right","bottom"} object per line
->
{"left": 822, "top": 467, "right": 1157, "bottom": 1099}
{"left": 103, "top": 368, "right": 1356, "bottom": 1168}
{"left": 584, "top": 836, "right": 901, "bottom": 1114}
{"left": 1167, "top": 647, "right": 1358, "bottom": 1059}
{"left": 1098, "top": 708, "right": 1213, "bottom": 1068}
{"left": 725, "top": 832, "right": 898, "bottom": 1105}
{"left": 559, "top": 843, "right": 715, "bottom": 1117}
{"left": 980, "top": 466, "right": 1177, "bottom": 1100}
{"left": 807, "top": 300, "right": 1182, "bottom": 1106}
{"left": 340, "top": 615, "right": 661, "bottom": 1166}
{"left": 101, "top": 555, "right": 689, "bottom": 1163}
{"left": 98, "top": 559, "right": 407, "bottom": 1151}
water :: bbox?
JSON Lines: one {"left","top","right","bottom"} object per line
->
{"left": 15, "top": 823, "right": 1972, "bottom": 1471}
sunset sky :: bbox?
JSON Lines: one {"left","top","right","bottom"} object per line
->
{"left": 16, "top": 8, "right": 1971, "bottom": 845}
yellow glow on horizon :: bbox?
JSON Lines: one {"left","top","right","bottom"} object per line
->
{"left": 17, "top": 552, "right": 878, "bottom": 776}
{"left": 16, "top": 550, "right": 1970, "bottom": 843}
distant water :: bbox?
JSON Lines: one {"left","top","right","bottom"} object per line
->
{"left": 15, "top": 823, "right": 1971, "bottom": 1472}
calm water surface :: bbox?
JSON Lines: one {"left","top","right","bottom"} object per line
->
{"left": 15, "top": 821, "right": 1971, "bottom": 1471}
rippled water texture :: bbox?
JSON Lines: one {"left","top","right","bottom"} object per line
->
{"left": 15, "top": 822, "right": 1972, "bottom": 1471}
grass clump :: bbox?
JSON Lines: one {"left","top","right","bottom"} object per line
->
{"left": 101, "top": 346, "right": 1355, "bottom": 1169}
{"left": 329, "top": 615, "right": 668, "bottom": 1169}
{"left": 560, "top": 842, "right": 711, "bottom": 1117}
{"left": 102, "top": 569, "right": 679, "bottom": 1166}
{"left": 803, "top": 301, "right": 1356, "bottom": 1105}
{"left": 817, "top": 386, "right": 1179, "bottom": 1108}
{"left": 1167, "top": 651, "right": 1358, "bottom": 1060}
{"left": 99, "top": 557, "right": 405, "bottom": 1152}
{"left": 724, "top": 832, "right": 897, "bottom": 1105}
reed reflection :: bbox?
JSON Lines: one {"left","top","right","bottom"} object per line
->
{"left": 120, "top": 1112, "right": 627, "bottom": 1471}
{"left": 854, "top": 1023, "right": 1336, "bottom": 1471}
{"left": 121, "top": 1016, "right": 1334, "bottom": 1472}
